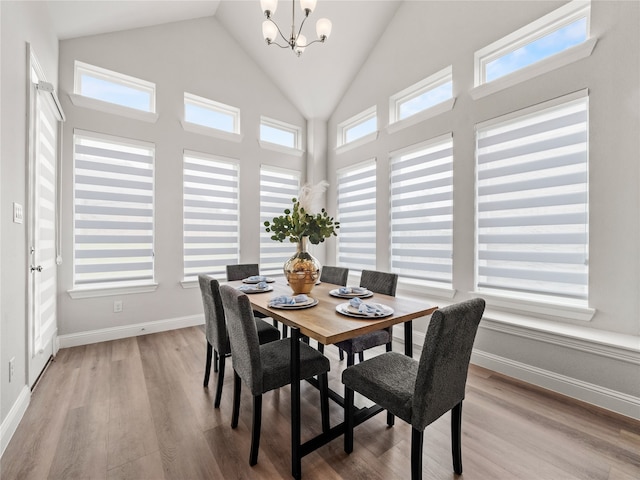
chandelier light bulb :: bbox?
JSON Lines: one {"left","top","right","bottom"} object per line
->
{"left": 316, "top": 17, "right": 332, "bottom": 40}
{"left": 295, "top": 34, "right": 307, "bottom": 56}
{"left": 261, "top": 0, "right": 278, "bottom": 16}
{"left": 300, "top": 0, "right": 317, "bottom": 15}
{"left": 262, "top": 20, "right": 277, "bottom": 42}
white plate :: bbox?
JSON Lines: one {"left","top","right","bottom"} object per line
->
{"left": 269, "top": 298, "right": 319, "bottom": 309}
{"left": 237, "top": 285, "right": 274, "bottom": 294}
{"left": 335, "top": 302, "right": 394, "bottom": 318}
{"left": 242, "top": 277, "right": 275, "bottom": 284}
{"left": 329, "top": 288, "right": 373, "bottom": 299}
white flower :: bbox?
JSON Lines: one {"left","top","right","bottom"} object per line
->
{"left": 297, "top": 181, "right": 328, "bottom": 215}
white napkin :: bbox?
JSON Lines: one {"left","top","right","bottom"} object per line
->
{"left": 269, "top": 294, "right": 309, "bottom": 306}
{"left": 245, "top": 275, "right": 267, "bottom": 282}
{"left": 349, "top": 297, "right": 387, "bottom": 316}
{"left": 339, "top": 286, "right": 368, "bottom": 295}
{"left": 238, "top": 281, "right": 269, "bottom": 291}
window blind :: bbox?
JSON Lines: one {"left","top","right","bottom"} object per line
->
{"left": 260, "top": 166, "right": 301, "bottom": 275}
{"left": 183, "top": 152, "right": 239, "bottom": 281}
{"left": 476, "top": 95, "right": 589, "bottom": 301}
{"left": 337, "top": 160, "right": 377, "bottom": 271}
{"left": 390, "top": 136, "right": 453, "bottom": 285}
{"left": 73, "top": 130, "right": 154, "bottom": 287}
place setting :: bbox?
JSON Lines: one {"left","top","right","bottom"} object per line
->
{"left": 329, "top": 286, "right": 373, "bottom": 299}
{"left": 336, "top": 297, "right": 394, "bottom": 319}
{"left": 242, "top": 275, "right": 276, "bottom": 284}
{"left": 236, "top": 281, "right": 273, "bottom": 294}
{"left": 268, "top": 294, "right": 319, "bottom": 310}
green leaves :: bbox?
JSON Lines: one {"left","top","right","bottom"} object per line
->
{"left": 263, "top": 198, "right": 339, "bottom": 244}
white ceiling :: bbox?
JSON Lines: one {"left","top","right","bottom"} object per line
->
{"left": 45, "top": 0, "right": 403, "bottom": 120}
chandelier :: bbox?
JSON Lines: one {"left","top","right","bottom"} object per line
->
{"left": 260, "top": 0, "right": 332, "bottom": 56}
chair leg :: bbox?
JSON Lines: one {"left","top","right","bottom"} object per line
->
{"left": 214, "top": 348, "right": 219, "bottom": 373}
{"left": 344, "top": 386, "right": 354, "bottom": 454}
{"left": 411, "top": 428, "right": 424, "bottom": 480}
{"left": 317, "top": 343, "right": 324, "bottom": 354}
{"left": 283, "top": 324, "right": 289, "bottom": 337}
{"left": 319, "top": 373, "right": 330, "bottom": 433}
{"left": 214, "top": 354, "right": 225, "bottom": 408}
{"left": 451, "top": 401, "right": 463, "bottom": 474}
{"left": 231, "top": 371, "right": 241, "bottom": 429}
{"left": 386, "top": 341, "right": 392, "bottom": 353}
{"left": 347, "top": 353, "right": 355, "bottom": 367}
{"left": 387, "top": 411, "right": 395, "bottom": 427}
{"left": 339, "top": 348, "right": 344, "bottom": 361}
{"left": 250, "top": 395, "right": 262, "bottom": 466}
{"left": 358, "top": 351, "right": 364, "bottom": 363}
{"left": 204, "top": 341, "right": 213, "bottom": 387}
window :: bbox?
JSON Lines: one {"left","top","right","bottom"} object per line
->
{"left": 475, "top": 91, "right": 589, "bottom": 305}
{"left": 337, "top": 107, "right": 377, "bottom": 148}
{"left": 183, "top": 93, "right": 240, "bottom": 135}
{"left": 336, "top": 160, "right": 377, "bottom": 271}
{"left": 260, "top": 166, "right": 301, "bottom": 275}
{"left": 73, "top": 130, "right": 155, "bottom": 289}
{"left": 183, "top": 151, "right": 239, "bottom": 281}
{"left": 389, "top": 66, "right": 453, "bottom": 125}
{"left": 259, "top": 116, "right": 302, "bottom": 152}
{"left": 390, "top": 135, "right": 453, "bottom": 286}
{"left": 474, "top": 0, "right": 592, "bottom": 92}
{"left": 73, "top": 61, "right": 155, "bottom": 113}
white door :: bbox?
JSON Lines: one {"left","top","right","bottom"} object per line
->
{"left": 27, "top": 49, "right": 63, "bottom": 387}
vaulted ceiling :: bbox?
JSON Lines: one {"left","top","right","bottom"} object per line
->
{"left": 45, "top": 0, "right": 403, "bottom": 119}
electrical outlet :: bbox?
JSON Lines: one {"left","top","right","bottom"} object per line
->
{"left": 113, "top": 300, "right": 123, "bottom": 313}
{"left": 9, "top": 357, "right": 15, "bottom": 382}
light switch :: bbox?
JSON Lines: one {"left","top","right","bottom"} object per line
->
{"left": 13, "top": 203, "right": 23, "bottom": 224}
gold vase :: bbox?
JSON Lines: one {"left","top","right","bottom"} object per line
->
{"left": 284, "top": 237, "right": 321, "bottom": 295}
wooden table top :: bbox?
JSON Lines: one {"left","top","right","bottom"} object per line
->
{"left": 226, "top": 279, "right": 437, "bottom": 345}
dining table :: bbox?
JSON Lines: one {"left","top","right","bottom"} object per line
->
{"left": 227, "top": 277, "right": 438, "bottom": 479}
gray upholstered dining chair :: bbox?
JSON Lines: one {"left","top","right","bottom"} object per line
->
{"left": 320, "top": 265, "right": 349, "bottom": 286}
{"left": 219, "top": 284, "right": 331, "bottom": 466}
{"left": 342, "top": 298, "right": 485, "bottom": 480}
{"left": 226, "top": 263, "right": 261, "bottom": 282}
{"left": 199, "top": 275, "right": 280, "bottom": 408}
{"left": 334, "top": 270, "right": 398, "bottom": 366}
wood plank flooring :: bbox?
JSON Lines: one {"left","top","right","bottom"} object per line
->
{"left": 1, "top": 326, "right": 639, "bottom": 479}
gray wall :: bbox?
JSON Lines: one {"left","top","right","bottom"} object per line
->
{"left": 327, "top": 0, "right": 639, "bottom": 416}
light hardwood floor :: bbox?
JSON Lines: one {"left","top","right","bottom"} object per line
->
{"left": 1, "top": 326, "right": 639, "bottom": 479}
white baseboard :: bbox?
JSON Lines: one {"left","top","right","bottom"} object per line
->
{"left": 58, "top": 314, "right": 204, "bottom": 348}
{"left": 1, "top": 385, "right": 30, "bottom": 458}
{"left": 471, "top": 349, "right": 640, "bottom": 420}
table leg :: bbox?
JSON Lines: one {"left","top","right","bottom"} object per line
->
{"left": 291, "top": 327, "right": 301, "bottom": 479}
{"left": 404, "top": 320, "right": 413, "bottom": 357}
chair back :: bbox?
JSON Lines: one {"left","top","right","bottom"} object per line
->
{"left": 198, "top": 275, "right": 229, "bottom": 355}
{"left": 412, "top": 298, "right": 485, "bottom": 430}
{"left": 226, "top": 263, "right": 260, "bottom": 281}
{"left": 320, "top": 266, "right": 349, "bottom": 286}
{"left": 219, "top": 285, "right": 264, "bottom": 395}
{"left": 360, "top": 270, "right": 398, "bottom": 296}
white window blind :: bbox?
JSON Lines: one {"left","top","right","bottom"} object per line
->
{"left": 73, "top": 130, "right": 154, "bottom": 287}
{"left": 475, "top": 93, "right": 589, "bottom": 302}
{"left": 390, "top": 135, "right": 453, "bottom": 285}
{"left": 183, "top": 151, "right": 239, "bottom": 281}
{"left": 260, "top": 166, "right": 301, "bottom": 275}
{"left": 337, "top": 160, "right": 377, "bottom": 271}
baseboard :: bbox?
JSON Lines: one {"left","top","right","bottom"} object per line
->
{"left": 0, "top": 385, "right": 30, "bottom": 458}
{"left": 57, "top": 314, "right": 204, "bottom": 348}
{"left": 471, "top": 349, "right": 640, "bottom": 420}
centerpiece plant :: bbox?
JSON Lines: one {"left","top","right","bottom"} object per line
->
{"left": 264, "top": 181, "right": 339, "bottom": 294}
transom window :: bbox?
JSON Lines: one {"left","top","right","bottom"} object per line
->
{"left": 475, "top": 91, "right": 589, "bottom": 304}
{"left": 74, "top": 61, "right": 155, "bottom": 113}
{"left": 337, "top": 107, "right": 377, "bottom": 147}
{"left": 336, "top": 160, "right": 377, "bottom": 271}
{"left": 73, "top": 130, "right": 155, "bottom": 288}
{"left": 183, "top": 151, "right": 239, "bottom": 281}
{"left": 475, "top": 0, "right": 590, "bottom": 86}
{"left": 260, "top": 116, "right": 302, "bottom": 150}
{"left": 184, "top": 93, "right": 240, "bottom": 134}
{"left": 390, "top": 66, "right": 453, "bottom": 124}
{"left": 390, "top": 134, "right": 453, "bottom": 286}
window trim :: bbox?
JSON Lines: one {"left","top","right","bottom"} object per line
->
{"left": 388, "top": 66, "right": 454, "bottom": 127}
{"left": 336, "top": 106, "right": 378, "bottom": 152}
{"left": 181, "top": 92, "right": 242, "bottom": 142}
{"left": 471, "top": 0, "right": 596, "bottom": 99}
{"left": 72, "top": 61, "right": 158, "bottom": 122}
{"left": 258, "top": 116, "right": 304, "bottom": 155}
